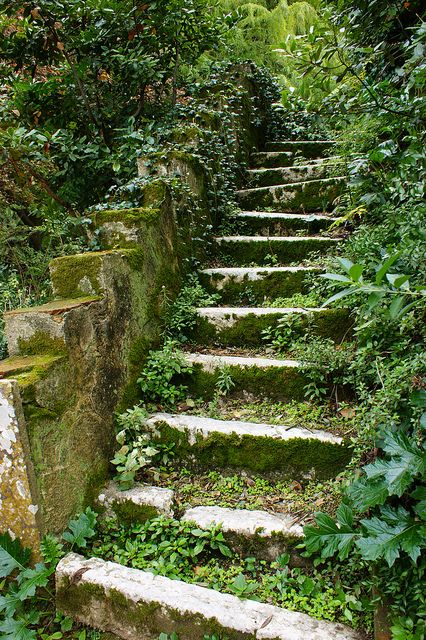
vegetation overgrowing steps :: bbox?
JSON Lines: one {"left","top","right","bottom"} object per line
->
{"left": 193, "top": 306, "right": 351, "bottom": 346}
{"left": 56, "top": 553, "right": 364, "bottom": 640}
{"left": 199, "top": 266, "right": 323, "bottom": 303}
{"left": 235, "top": 211, "right": 340, "bottom": 235}
{"left": 145, "top": 412, "right": 351, "bottom": 479}
{"left": 236, "top": 176, "right": 346, "bottom": 212}
{"left": 264, "top": 141, "right": 336, "bottom": 156}
{"left": 214, "top": 235, "right": 340, "bottom": 265}
{"left": 246, "top": 160, "right": 343, "bottom": 188}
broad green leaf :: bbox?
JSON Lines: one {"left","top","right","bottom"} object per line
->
{"left": 0, "top": 533, "right": 31, "bottom": 578}
{"left": 411, "top": 390, "right": 426, "bottom": 408}
{"left": 0, "top": 615, "right": 37, "bottom": 640}
{"left": 304, "top": 509, "right": 358, "bottom": 560}
{"left": 388, "top": 295, "right": 405, "bottom": 320}
{"left": 412, "top": 486, "right": 426, "bottom": 520}
{"left": 320, "top": 273, "right": 352, "bottom": 283}
{"left": 337, "top": 257, "right": 354, "bottom": 274}
{"left": 322, "top": 286, "right": 360, "bottom": 307}
{"left": 348, "top": 263, "right": 363, "bottom": 282}
{"left": 375, "top": 252, "right": 402, "bottom": 285}
{"left": 17, "top": 563, "right": 51, "bottom": 600}
{"left": 348, "top": 477, "right": 388, "bottom": 511}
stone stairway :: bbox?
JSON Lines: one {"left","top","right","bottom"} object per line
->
{"left": 56, "top": 141, "right": 364, "bottom": 639}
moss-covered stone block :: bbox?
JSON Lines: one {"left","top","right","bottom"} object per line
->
{"left": 192, "top": 308, "right": 352, "bottom": 347}
{"left": 237, "top": 177, "right": 345, "bottom": 213}
{"left": 215, "top": 237, "right": 339, "bottom": 266}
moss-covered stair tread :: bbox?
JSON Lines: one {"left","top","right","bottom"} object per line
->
{"left": 194, "top": 306, "right": 351, "bottom": 346}
{"left": 246, "top": 161, "right": 344, "bottom": 188}
{"left": 264, "top": 140, "right": 336, "bottom": 155}
{"left": 145, "top": 412, "right": 350, "bottom": 479}
{"left": 4, "top": 296, "right": 101, "bottom": 317}
{"left": 56, "top": 554, "right": 364, "bottom": 640}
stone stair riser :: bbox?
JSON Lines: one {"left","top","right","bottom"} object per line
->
{"left": 192, "top": 308, "right": 351, "bottom": 347}
{"left": 237, "top": 178, "right": 345, "bottom": 213}
{"left": 247, "top": 164, "right": 339, "bottom": 188}
{"left": 215, "top": 237, "right": 338, "bottom": 266}
{"left": 147, "top": 418, "right": 351, "bottom": 480}
{"left": 199, "top": 268, "right": 322, "bottom": 304}
{"left": 250, "top": 151, "right": 295, "bottom": 169}
{"left": 265, "top": 141, "right": 336, "bottom": 157}
{"left": 231, "top": 213, "right": 336, "bottom": 236}
{"left": 56, "top": 554, "right": 363, "bottom": 640}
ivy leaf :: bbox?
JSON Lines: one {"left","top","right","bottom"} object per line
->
{"left": 62, "top": 508, "right": 97, "bottom": 548}
{"left": 0, "top": 533, "right": 31, "bottom": 578}
{"left": 304, "top": 504, "right": 358, "bottom": 560}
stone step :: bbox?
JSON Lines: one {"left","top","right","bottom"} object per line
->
{"left": 214, "top": 236, "right": 339, "bottom": 266}
{"left": 146, "top": 412, "right": 350, "bottom": 479}
{"left": 0, "top": 354, "right": 64, "bottom": 386}
{"left": 251, "top": 151, "right": 295, "bottom": 169}
{"left": 236, "top": 177, "right": 346, "bottom": 213}
{"left": 182, "top": 505, "right": 304, "bottom": 562}
{"left": 57, "top": 553, "right": 364, "bottom": 640}
{"left": 247, "top": 160, "right": 343, "bottom": 188}
{"left": 3, "top": 296, "right": 100, "bottom": 357}
{"left": 234, "top": 211, "right": 339, "bottom": 235}
{"left": 199, "top": 266, "right": 322, "bottom": 304}
{"left": 97, "top": 482, "right": 174, "bottom": 524}
{"left": 265, "top": 140, "right": 336, "bottom": 157}
{"left": 193, "top": 306, "right": 350, "bottom": 347}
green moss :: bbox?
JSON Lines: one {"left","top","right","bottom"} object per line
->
{"left": 184, "top": 362, "right": 308, "bottom": 403}
{"left": 250, "top": 151, "right": 294, "bottom": 169}
{"left": 93, "top": 207, "right": 161, "bottom": 228}
{"left": 153, "top": 422, "right": 351, "bottom": 480}
{"left": 238, "top": 178, "right": 345, "bottom": 213}
{"left": 50, "top": 252, "right": 105, "bottom": 298}
{"left": 18, "top": 332, "right": 67, "bottom": 356}
{"left": 142, "top": 180, "right": 169, "bottom": 207}
{"left": 123, "top": 247, "right": 145, "bottom": 272}
{"left": 216, "top": 237, "right": 337, "bottom": 266}
{"left": 224, "top": 529, "right": 303, "bottom": 563}
{"left": 59, "top": 580, "right": 257, "bottom": 640}
{"left": 192, "top": 309, "right": 352, "bottom": 347}
{"left": 110, "top": 500, "right": 159, "bottom": 525}
{"left": 200, "top": 270, "right": 321, "bottom": 305}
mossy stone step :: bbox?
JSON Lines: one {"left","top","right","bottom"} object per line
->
{"left": 199, "top": 266, "right": 322, "bottom": 304}
{"left": 234, "top": 211, "right": 339, "bottom": 235}
{"left": 182, "top": 505, "right": 303, "bottom": 562}
{"left": 214, "top": 236, "right": 339, "bottom": 266}
{"left": 146, "top": 413, "right": 350, "bottom": 480}
{"left": 57, "top": 553, "right": 363, "bottom": 640}
{"left": 247, "top": 161, "right": 342, "bottom": 188}
{"left": 193, "top": 306, "right": 351, "bottom": 347}
{"left": 183, "top": 352, "right": 306, "bottom": 402}
{"left": 236, "top": 177, "right": 346, "bottom": 213}
{"left": 0, "top": 354, "right": 64, "bottom": 387}
{"left": 97, "top": 482, "right": 174, "bottom": 524}
{"left": 265, "top": 140, "right": 336, "bottom": 157}
{"left": 250, "top": 151, "right": 295, "bottom": 169}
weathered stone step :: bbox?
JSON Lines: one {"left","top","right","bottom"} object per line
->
{"left": 236, "top": 177, "right": 346, "bottom": 213}
{"left": 251, "top": 150, "right": 295, "bottom": 169}
{"left": 247, "top": 161, "right": 343, "bottom": 188}
{"left": 182, "top": 505, "right": 303, "bottom": 561}
{"left": 214, "top": 236, "right": 339, "bottom": 266}
{"left": 0, "top": 354, "right": 64, "bottom": 385}
{"left": 97, "top": 482, "right": 174, "bottom": 524}
{"left": 235, "top": 211, "right": 339, "bottom": 235}
{"left": 199, "top": 266, "right": 322, "bottom": 304}
{"left": 57, "top": 553, "right": 364, "bottom": 640}
{"left": 4, "top": 297, "right": 100, "bottom": 356}
{"left": 193, "top": 306, "right": 351, "bottom": 346}
{"left": 265, "top": 140, "right": 336, "bottom": 157}
{"left": 146, "top": 413, "right": 350, "bottom": 479}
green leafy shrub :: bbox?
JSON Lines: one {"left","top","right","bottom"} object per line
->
{"left": 137, "top": 340, "right": 193, "bottom": 407}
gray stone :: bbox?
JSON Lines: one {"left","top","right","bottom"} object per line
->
{"left": 56, "top": 553, "right": 365, "bottom": 640}
{"left": 97, "top": 482, "right": 175, "bottom": 519}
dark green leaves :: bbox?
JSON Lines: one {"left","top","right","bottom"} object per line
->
{"left": 62, "top": 507, "right": 97, "bottom": 548}
{"left": 304, "top": 504, "right": 358, "bottom": 560}
{"left": 0, "top": 533, "right": 31, "bottom": 579}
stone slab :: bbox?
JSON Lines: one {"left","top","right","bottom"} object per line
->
{"left": 196, "top": 307, "right": 322, "bottom": 329}
{"left": 146, "top": 413, "right": 342, "bottom": 445}
{"left": 98, "top": 482, "right": 174, "bottom": 520}
{"left": 184, "top": 352, "right": 300, "bottom": 371}
{"left": 56, "top": 553, "right": 364, "bottom": 640}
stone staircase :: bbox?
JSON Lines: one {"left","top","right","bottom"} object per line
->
{"left": 56, "top": 140, "right": 365, "bottom": 639}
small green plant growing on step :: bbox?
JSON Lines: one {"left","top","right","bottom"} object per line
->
{"left": 262, "top": 252, "right": 279, "bottom": 266}
{"left": 0, "top": 508, "right": 97, "bottom": 639}
{"left": 164, "top": 274, "right": 220, "bottom": 342}
{"left": 138, "top": 339, "right": 193, "bottom": 407}
{"left": 111, "top": 405, "right": 175, "bottom": 489}
{"left": 228, "top": 573, "right": 259, "bottom": 599}
{"left": 215, "top": 365, "right": 235, "bottom": 396}
{"left": 262, "top": 314, "right": 304, "bottom": 353}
